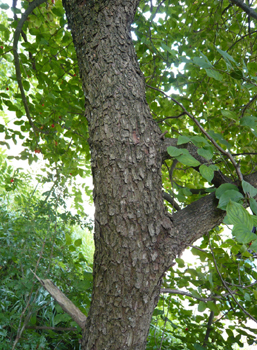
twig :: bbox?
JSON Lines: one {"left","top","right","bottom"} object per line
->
{"left": 160, "top": 288, "right": 228, "bottom": 302}
{"left": 240, "top": 93, "right": 257, "bottom": 118}
{"left": 190, "top": 245, "right": 207, "bottom": 253}
{"left": 226, "top": 280, "right": 257, "bottom": 289}
{"left": 157, "top": 112, "right": 186, "bottom": 123}
{"left": 162, "top": 191, "right": 181, "bottom": 211}
{"left": 159, "top": 130, "right": 168, "bottom": 139}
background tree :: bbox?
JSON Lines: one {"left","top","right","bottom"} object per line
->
{"left": 1, "top": 0, "right": 257, "bottom": 349}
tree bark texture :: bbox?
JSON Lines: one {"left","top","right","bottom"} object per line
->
{"left": 62, "top": 1, "right": 257, "bottom": 349}
{"left": 62, "top": 1, "right": 177, "bottom": 348}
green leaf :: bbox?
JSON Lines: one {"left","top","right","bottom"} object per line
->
{"left": 193, "top": 57, "right": 212, "bottom": 69}
{"left": 226, "top": 328, "right": 234, "bottom": 337}
{"left": 206, "top": 301, "right": 219, "bottom": 315}
{"left": 23, "top": 80, "right": 30, "bottom": 91}
{"left": 215, "top": 183, "right": 239, "bottom": 199}
{"left": 167, "top": 146, "right": 184, "bottom": 157}
{"left": 0, "top": 3, "right": 9, "bottom": 9}
{"left": 14, "top": 120, "right": 24, "bottom": 126}
{"left": 250, "top": 198, "right": 257, "bottom": 216}
{"left": 190, "top": 136, "right": 208, "bottom": 146}
{"left": 191, "top": 247, "right": 208, "bottom": 261}
{"left": 167, "top": 146, "right": 200, "bottom": 166}
{"left": 198, "top": 301, "right": 206, "bottom": 312}
{"left": 205, "top": 68, "right": 223, "bottom": 81}
{"left": 244, "top": 292, "right": 251, "bottom": 301}
{"left": 232, "top": 225, "right": 256, "bottom": 244}
{"left": 84, "top": 271, "right": 93, "bottom": 281}
{"left": 0, "top": 24, "right": 7, "bottom": 31}
{"left": 221, "top": 110, "right": 237, "bottom": 121}
{"left": 176, "top": 258, "right": 185, "bottom": 268}
{"left": 199, "top": 164, "right": 214, "bottom": 182}
{"left": 240, "top": 115, "right": 257, "bottom": 128}
{"left": 52, "top": 7, "right": 65, "bottom": 17}
{"left": 69, "top": 245, "right": 76, "bottom": 252}
{"left": 242, "top": 180, "right": 257, "bottom": 197}
{"left": 74, "top": 238, "right": 82, "bottom": 247}
{"left": 197, "top": 148, "right": 213, "bottom": 160}
{"left": 247, "top": 62, "right": 257, "bottom": 76}
{"left": 250, "top": 240, "right": 257, "bottom": 253}
{"left": 208, "top": 130, "right": 232, "bottom": 149}
{"left": 227, "top": 201, "right": 253, "bottom": 230}
{"left": 253, "top": 290, "right": 257, "bottom": 300}
{"left": 65, "top": 233, "right": 72, "bottom": 245}
{"left": 177, "top": 135, "right": 190, "bottom": 145}
{"left": 177, "top": 152, "right": 200, "bottom": 167}
{"left": 160, "top": 42, "right": 176, "bottom": 56}
{"left": 54, "top": 313, "right": 70, "bottom": 325}
{"left": 75, "top": 279, "right": 92, "bottom": 290}
{"left": 216, "top": 48, "right": 236, "bottom": 64}
{"left": 230, "top": 69, "right": 243, "bottom": 80}
{"left": 153, "top": 309, "right": 164, "bottom": 316}
{"left": 217, "top": 190, "right": 244, "bottom": 210}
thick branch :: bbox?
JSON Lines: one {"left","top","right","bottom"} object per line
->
{"left": 230, "top": 0, "right": 257, "bottom": 20}
{"left": 33, "top": 273, "right": 87, "bottom": 328}
{"left": 169, "top": 171, "right": 257, "bottom": 257}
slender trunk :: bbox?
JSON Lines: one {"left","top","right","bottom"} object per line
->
{"left": 62, "top": 1, "right": 175, "bottom": 349}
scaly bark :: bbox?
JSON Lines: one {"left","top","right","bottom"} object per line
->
{"left": 62, "top": 1, "right": 175, "bottom": 348}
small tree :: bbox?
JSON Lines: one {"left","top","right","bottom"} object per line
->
{"left": 1, "top": 0, "right": 257, "bottom": 348}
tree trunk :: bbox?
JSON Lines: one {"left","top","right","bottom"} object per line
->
{"left": 62, "top": 0, "right": 257, "bottom": 349}
{"left": 62, "top": 1, "right": 175, "bottom": 348}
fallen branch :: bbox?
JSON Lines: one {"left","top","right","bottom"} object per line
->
{"left": 31, "top": 271, "right": 87, "bottom": 329}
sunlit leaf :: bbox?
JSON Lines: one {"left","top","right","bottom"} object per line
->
{"left": 199, "top": 164, "right": 214, "bottom": 182}
{"left": 232, "top": 225, "right": 256, "bottom": 244}
{"left": 215, "top": 183, "right": 239, "bottom": 199}
{"left": 242, "top": 180, "right": 257, "bottom": 197}
{"left": 198, "top": 301, "right": 206, "bottom": 312}
{"left": 197, "top": 148, "right": 213, "bottom": 160}
{"left": 167, "top": 146, "right": 184, "bottom": 157}
{"left": 217, "top": 190, "right": 244, "bottom": 210}
{"left": 227, "top": 201, "right": 253, "bottom": 229}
